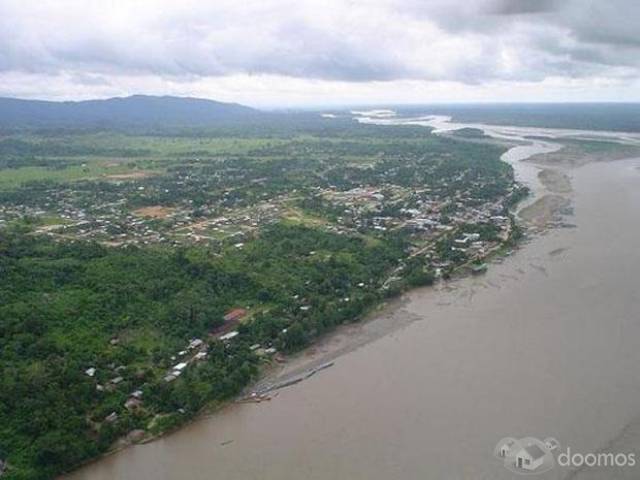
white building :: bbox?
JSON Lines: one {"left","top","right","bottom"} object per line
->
{"left": 516, "top": 444, "right": 545, "bottom": 471}
{"left": 194, "top": 351, "right": 208, "bottom": 361}
{"left": 172, "top": 362, "right": 188, "bottom": 375}
{"left": 497, "top": 439, "right": 516, "bottom": 458}
{"left": 219, "top": 331, "right": 239, "bottom": 341}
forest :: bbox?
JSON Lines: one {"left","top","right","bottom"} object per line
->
{"left": 0, "top": 221, "right": 405, "bottom": 479}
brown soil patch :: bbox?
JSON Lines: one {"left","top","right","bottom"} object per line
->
{"left": 133, "top": 206, "right": 176, "bottom": 219}
{"left": 105, "top": 171, "right": 154, "bottom": 180}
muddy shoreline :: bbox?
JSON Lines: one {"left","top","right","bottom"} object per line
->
{"left": 64, "top": 123, "right": 559, "bottom": 477}
{"left": 61, "top": 129, "right": 540, "bottom": 480}
{"left": 64, "top": 116, "right": 640, "bottom": 480}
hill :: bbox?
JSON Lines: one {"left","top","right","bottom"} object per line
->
{"left": 0, "top": 95, "right": 261, "bottom": 130}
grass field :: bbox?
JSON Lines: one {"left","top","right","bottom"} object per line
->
{"left": 0, "top": 161, "right": 160, "bottom": 189}
{"left": 0, "top": 133, "right": 314, "bottom": 190}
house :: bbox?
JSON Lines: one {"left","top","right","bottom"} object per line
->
{"left": 130, "top": 389, "right": 143, "bottom": 399}
{"left": 516, "top": 444, "right": 545, "bottom": 471}
{"left": 172, "top": 362, "right": 188, "bottom": 374}
{"left": 85, "top": 367, "right": 96, "bottom": 377}
{"left": 223, "top": 308, "right": 247, "bottom": 323}
{"left": 544, "top": 438, "right": 559, "bottom": 451}
{"left": 124, "top": 397, "right": 143, "bottom": 411}
{"left": 497, "top": 439, "right": 516, "bottom": 458}
{"left": 219, "top": 331, "right": 239, "bottom": 341}
{"left": 188, "top": 338, "right": 204, "bottom": 350}
{"left": 194, "top": 351, "right": 208, "bottom": 361}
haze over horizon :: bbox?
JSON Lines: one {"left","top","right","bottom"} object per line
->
{"left": 1, "top": 0, "right": 640, "bottom": 108}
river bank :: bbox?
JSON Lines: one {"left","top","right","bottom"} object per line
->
{"left": 64, "top": 117, "right": 640, "bottom": 480}
{"left": 61, "top": 118, "right": 549, "bottom": 479}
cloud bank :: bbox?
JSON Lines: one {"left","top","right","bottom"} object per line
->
{"left": 0, "top": 0, "right": 639, "bottom": 105}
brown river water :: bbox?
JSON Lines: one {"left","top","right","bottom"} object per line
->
{"left": 66, "top": 122, "right": 640, "bottom": 480}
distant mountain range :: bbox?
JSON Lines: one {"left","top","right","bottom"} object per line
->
{"left": 0, "top": 95, "right": 262, "bottom": 129}
{"left": 4, "top": 96, "right": 638, "bottom": 133}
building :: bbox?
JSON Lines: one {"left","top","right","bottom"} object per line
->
{"left": 124, "top": 397, "right": 143, "bottom": 411}
{"left": 516, "top": 444, "right": 545, "bottom": 471}
{"left": 130, "top": 389, "right": 143, "bottom": 399}
{"left": 219, "top": 331, "right": 239, "bottom": 341}
{"left": 172, "top": 362, "right": 188, "bottom": 375}
{"left": 497, "top": 439, "right": 516, "bottom": 458}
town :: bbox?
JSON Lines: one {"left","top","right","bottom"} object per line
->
{"left": 0, "top": 121, "right": 524, "bottom": 479}
{"left": 0, "top": 124, "right": 524, "bottom": 276}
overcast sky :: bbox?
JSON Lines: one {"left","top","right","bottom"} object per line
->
{"left": 1, "top": 0, "right": 639, "bottom": 107}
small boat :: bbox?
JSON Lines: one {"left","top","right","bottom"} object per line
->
{"left": 471, "top": 263, "right": 488, "bottom": 275}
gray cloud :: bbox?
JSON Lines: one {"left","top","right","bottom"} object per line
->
{"left": 483, "top": 0, "right": 559, "bottom": 15}
{"left": 0, "top": 0, "right": 638, "bottom": 92}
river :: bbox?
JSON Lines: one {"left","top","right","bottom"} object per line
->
{"left": 66, "top": 117, "right": 640, "bottom": 480}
